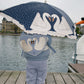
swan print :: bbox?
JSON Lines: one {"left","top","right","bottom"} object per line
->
{"left": 30, "top": 12, "right": 59, "bottom": 32}
{"left": 30, "top": 12, "right": 72, "bottom": 36}
{"left": 20, "top": 36, "right": 49, "bottom": 56}
{"left": 30, "top": 12, "right": 61, "bottom": 31}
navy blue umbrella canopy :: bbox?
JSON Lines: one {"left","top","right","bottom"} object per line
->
{"left": 0, "top": 2, "right": 76, "bottom": 39}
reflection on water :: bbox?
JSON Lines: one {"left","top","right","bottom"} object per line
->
{"left": 0, "top": 35, "right": 76, "bottom": 72}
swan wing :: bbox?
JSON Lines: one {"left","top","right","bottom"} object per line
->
{"left": 54, "top": 16, "right": 73, "bottom": 35}
{"left": 30, "top": 12, "right": 45, "bottom": 31}
{"left": 20, "top": 40, "right": 32, "bottom": 52}
{"left": 30, "top": 12, "right": 51, "bottom": 32}
{"left": 35, "top": 37, "right": 48, "bottom": 50}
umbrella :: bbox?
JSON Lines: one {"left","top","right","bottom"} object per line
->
{"left": 0, "top": 2, "right": 76, "bottom": 39}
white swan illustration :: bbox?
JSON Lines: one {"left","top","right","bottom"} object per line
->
{"left": 20, "top": 37, "right": 49, "bottom": 52}
{"left": 52, "top": 14, "right": 72, "bottom": 35}
{"left": 30, "top": 12, "right": 60, "bottom": 31}
{"left": 51, "top": 14, "right": 60, "bottom": 30}
{"left": 30, "top": 12, "right": 73, "bottom": 36}
{"left": 42, "top": 13, "right": 51, "bottom": 31}
{"left": 35, "top": 37, "right": 49, "bottom": 50}
{"left": 20, "top": 39, "right": 32, "bottom": 52}
{"left": 30, "top": 12, "right": 51, "bottom": 31}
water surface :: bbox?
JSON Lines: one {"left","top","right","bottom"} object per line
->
{"left": 0, "top": 35, "right": 76, "bottom": 72}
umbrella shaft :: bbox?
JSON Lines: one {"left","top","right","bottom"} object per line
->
{"left": 44, "top": 0, "right": 47, "bottom": 3}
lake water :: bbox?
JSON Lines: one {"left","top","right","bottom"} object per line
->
{"left": 0, "top": 35, "right": 76, "bottom": 72}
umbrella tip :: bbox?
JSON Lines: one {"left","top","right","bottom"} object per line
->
{"left": 44, "top": 0, "right": 47, "bottom": 3}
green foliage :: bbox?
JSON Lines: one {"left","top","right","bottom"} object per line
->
{"left": 76, "top": 27, "right": 83, "bottom": 35}
{"left": 76, "top": 27, "right": 80, "bottom": 34}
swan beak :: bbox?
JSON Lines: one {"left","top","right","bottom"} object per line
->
{"left": 52, "top": 17, "right": 54, "bottom": 22}
{"left": 49, "top": 17, "right": 51, "bottom": 22}
{"left": 31, "top": 38, "right": 36, "bottom": 44}
{"left": 31, "top": 40, "right": 35, "bottom": 44}
{"left": 48, "top": 17, "right": 55, "bottom": 22}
